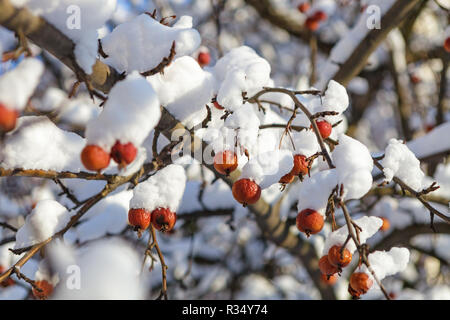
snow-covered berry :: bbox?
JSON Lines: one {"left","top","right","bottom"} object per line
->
{"left": 232, "top": 178, "right": 261, "bottom": 206}
{"left": 128, "top": 208, "right": 151, "bottom": 234}
{"left": 110, "top": 140, "right": 138, "bottom": 169}
{"left": 296, "top": 208, "right": 324, "bottom": 237}
{"left": 151, "top": 207, "right": 177, "bottom": 232}
{"left": 81, "top": 145, "right": 111, "bottom": 172}
{"left": 213, "top": 150, "right": 238, "bottom": 176}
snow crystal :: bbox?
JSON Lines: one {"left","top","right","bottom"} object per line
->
{"left": 240, "top": 149, "right": 293, "bottom": 189}
{"left": 359, "top": 247, "right": 410, "bottom": 284}
{"left": 147, "top": 56, "right": 214, "bottom": 127}
{"left": 323, "top": 216, "right": 383, "bottom": 255}
{"left": 212, "top": 46, "right": 271, "bottom": 111}
{"left": 0, "top": 116, "right": 85, "bottom": 172}
{"left": 130, "top": 164, "right": 187, "bottom": 212}
{"left": 14, "top": 200, "right": 71, "bottom": 249}
{"left": 0, "top": 58, "right": 43, "bottom": 111}
{"left": 85, "top": 72, "right": 161, "bottom": 150}
{"left": 102, "top": 14, "right": 201, "bottom": 74}
{"left": 297, "top": 169, "right": 339, "bottom": 215}
{"left": 381, "top": 139, "right": 426, "bottom": 192}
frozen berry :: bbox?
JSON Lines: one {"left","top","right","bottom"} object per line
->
{"left": 380, "top": 217, "right": 390, "bottom": 232}
{"left": 213, "top": 150, "right": 238, "bottom": 176}
{"left": 319, "top": 255, "right": 339, "bottom": 276}
{"left": 321, "top": 273, "right": 338, "bottom": 285}
{"left": 279, "top": 172, "right": 295, "bottom": 185}
{"left": 296, "top": 208, "right": 324, "bottom": 237}
{"left": 128, "top": 208, "right": 151, "bottom": 234}
{"left": 349, "top": 272, "right": 373, "bottom": 297}
{"left": 312, "top": 11, "right": 327, "bottom": 21}
{"left": 0, "top": 102, "right": 18, "bottom": 133}
{"left": 198, "top": 51, "right": 211, "bottom": 67}
{"left": 111, "top": 140, "right": 138, "bottom": 169}
{"left": 291, "top": 154, "right": 310, "bottom": 176}
{"left": 297, "top": 2, "right": 310, "bottom": 13}
{"left": 305, "top": 17, "right": 320, "bottom": 31}
{"left": 328, "top": 245, "right": 352, "bottom": 268}
{"left": 81, "top": 145, "right": 110, "bottom": 172}
{"left": 232, "top": 178, "right": 261, "bottom": 206}
{"left": 312, "top": 120, "right": 332, "bottom": 139}
{"left": 151, "top": 207, "right": 177, "bottom": 232}
{"left": 32, "top": 280, "right": 53, "bottom": 300}
{"left": 0, "top": 266, "right": 14, "bottom": 288}
{"left": 444, "top": 37, "right": 450, "bottom": 53}
{"left": 213, "top": 101, "right": 224, "bottom": 110}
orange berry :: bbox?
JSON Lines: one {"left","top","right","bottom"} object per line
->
{"left": 0, "top": 103, "right": 18, "bottom": 133}
{"left": 128, "top": 208, "right": 151, "bottom": 232}
{"left": 213, "top": 150, "right": 238, "bottom": 176}
{"left": 291, "top": 154, "right": 309, "bottom": 176}
{"left": 232, "top": 178, "right": 261, "bottom": 206}
{"left": 296, "top": 208, "right": 324, "bottom": 237}
{"left": 279, "top": 172, "right": 295, "bottom": 185}
{"left": 321, "top": 273, "right": 338, "bottom": 285}
{"left": 380, "top": 217, "right": 390, "bottom": 232}
{"left": 305, "top": 17, "right": 320, "bottom": 31}
{"left": 297, "top": 2, "right": 310, "bottom": 13}
{"left": 32, "top": 280, "right": 53, "bottom": 300}
{"left": 328, "top": 245, "right": 352, "bottom": 268}
{"left": 111, "top": 140, "right": 137, "bottom": 169}
{"left": 0, "top": 266, "right": 14, "bottom": 288}
{"left": 312, "top": 120, "right": 332, "bottom": 139}
{"left": 319, "top": 255, "right": 339, "bottom": 276}
{"left": 444, "top": 37, "right": 450, "bottom": 53}
{"left": 349, "top": 272, "right": 373, "bottom": 297}
{"left": 81, "top": 145, "right": 110, "bottom": 172}
{"left": 312, "top": 10, "right": 327, "bottom": 21}
{"left": 151, "top": 207, "right": 177, "bottom": 232}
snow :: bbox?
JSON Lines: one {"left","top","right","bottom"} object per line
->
{"left": 51, "top": 238, "right": 146, "bottom": 299}
{"left": 130, "top": 164, "right": 187, "bottom": 212}
{"left": 0, "top": 58, "right": 43, "bottom": 111}
{"left": 212, "top": 46, "right": 272, "bottom": 111}
{"left": 407, "top": 122, "right": 450, "bottom": 159}
{"left": 102, "top": 14, "right": 201, "bottom": 74}
{"left": 323, "top": 216, "right": 383, "bottom": 254}
{"left": 333, "top": 134, "right": 374, "bottom": 200}
{"left": 358, "top": 247, "right": 410, "bottom": 284}
{"left": 85, "top": 72, "right": 161, "bottom": 151}
{"left": 297, "top": 169, "right": 338, "bottom": 215}
{"left": 0, "top": 116, "right": 85, "bottom": 172}
{"left": 14, "top": 200, "right": 72, "bottom": 249}
{"left": 381, "top": 138, "right": 427, "bottom": 192}
{"left": 239, "top": 149, "right": 293, "bottom": 189}
{"left": 13, "top": 0, "right": 117, "bottom": 74}
{"left": 147, "top": 56, "right": 214, "bottom": 127}
{"left": 224, "top": 106, "right": 261, "bottom": 155}
{"left": 322, "top": 80, "right": 349, "bottom": 114}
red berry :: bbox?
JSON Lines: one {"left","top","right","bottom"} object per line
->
{"left": 151, "top": 208, "right": 177, "bottom": 232}
{"left": 213, "top": 150, "right": 238, "bottom": 176}
{"left": 32, "top": 280, "right": 53, "bottom": 300}
{"left": 305, "top": 17, "right": 320, "bottom": 31}
{"left": 444, "top": 37, "right": 450, "bottom": 53}
{"left": 0, "top": 266, "right": 14, "bottom": 288}
{"left": 319, "top": 255, "right": 339, "bottom": 276}
{"left": 321, "top": 273, "right": 338, "bottom": 285}
{"left": 81, "top": 145, "right": 110, "bottom": 172}
{"left": 312, "top": 11, "right": 327, "bottom": 21}
{"left": 312, "top": 120, "right": 332, "bottom": 139}
{"left": 296, "top": 208, "right": 324, "bottom": 237}
{"left": 279, "top": 172, "right": 295, "bottom": 185}
{"left": 110, "top": 140, "right": 137, "bottom": 169}
{"left": 410, "top": 74, "right": 420, "bottom": 84}
{"left": 349, "top": 272, "right": 373, "bottom": 297}
{"left": 198, "top": 51, "right": 211, "bottom": 67}
{"left": 297, "top": 2, "right": 310, "bottom": 13}
{"left": 128, "top": 208, "right": 151, "bottom": 234}
{"left": 0, "top": 103, "right": 18, "bottom": 132}
{"left": 379, "top": 217, "right": 390, "bottom": 232}
{"left": 291, "top": 154, "right": 310, "bottom": 176}
{"left": 232, "top": 178, "right": 261, "bottom": 206}
{"left": 213, "top": 101, "right": 224, "bottom": 110}
{"left": 328, "top": 245, "right": 352, "bottom": 269}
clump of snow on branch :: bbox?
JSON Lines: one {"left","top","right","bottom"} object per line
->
{"left": 224, "top": 106, "right": 261, "bottom": 154}
{"left": 51, "top": 239, "right": 146, "bottom": 299}
{"left": 0, "top": 116, "right": 85, "bottom": 172}
{"left": 212, "top": 46, "right": 271, "bottom": 111}
{"left": 148, "top": 56, "right": 214, "bottom": 127}
{"left": 358, "top": 247, "right": 410, "bottom": 285}
{"left": 323, "top": 216, "right": 383, "bottom": 254}
{"left": 240, "top": 149, "right": 293, "bottom": 189}
{"left": 291, "top": 130, "right": 320, "bottom": 157}
{"left": 14, "top": 200, "right": 72, "bottom": 249}
{"left": 130, "top": 164, "right": 187, "bottom": 212}
{"left": 85, "top": 72, "right": 161, "bottom": 151}
{"left": 381, "top": 138, "right": 427, "bottom": 192}
{"left": 102, "top": 14, "right": 200, "bottom": 74}
{"left": 0, "top": 58, "right": 43, "bottom": 111}
{"left": 13, "top": 0, "right": 117, "bottom": 73}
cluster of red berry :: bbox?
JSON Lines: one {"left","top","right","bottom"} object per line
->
{"left": 297, "top": 2, "right": 328, "bottom": 31}
{"left": 128, "top": 207, "right": 177, "bottom": 236}
{"left": 81, "top": 140, "right": 138, "bottom": 172}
